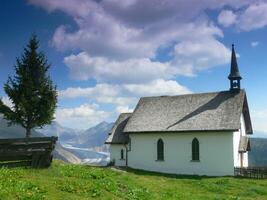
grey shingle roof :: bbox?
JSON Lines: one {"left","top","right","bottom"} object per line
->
{"left": 105, "top": 113, "right": 132, "bottom": 144}
{"left": 124, "top": 89, "right": 252, "bottom": 134}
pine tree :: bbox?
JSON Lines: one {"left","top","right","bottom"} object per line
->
{"left": 0, "top": 35, "right": 57, "bottom": 138}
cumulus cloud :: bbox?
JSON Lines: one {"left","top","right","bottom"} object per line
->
{"left": 172, "top": 38, "right": 231, "bottom": 73}
{"left": 59, "top": 79, "right": 191, "bottom": 105}
{"left": 251, "top": 41, "right": 259, "bottom": 47}
{"left": 64, "top": 52, "right": 175, "bottom": 83}
{"left": 216, "top": 3, "right": 267, "bottom": 31}
{"left": 59, "top": 83, "right": 137, "bottom": 106}
{"left": 28, "top": 0, "right": 261, "bottom": 129}
{"left": 59, "top": 83, "right": 120, "bottom": 99}
{"left": 56, "top": 103, "right": 111, "bottom": 129}
{"left": 57, "top": 78, "right": 191, "bottom": 128}
{"left": 61, "top": 19, "right": 231, "bottom": 82}
{"left": 238, "top": 2, "right": 267, "bottom": 31}
{"left": 27, "top": 0, "right": 93, "bottom": 17}
{"left": 116, "top": 105, "right": 133, "bottom": 114}
{"left": 1, "top": 96, "right": 13, "bottom": 108}
{"left": 29, "top": 0, "right": 234, "bottom": 73}
{"left": 218, "top": 10, "right": 237, "bottom": 27}
{"left": 124, "top": 79, "right": 191, "bottom": 97}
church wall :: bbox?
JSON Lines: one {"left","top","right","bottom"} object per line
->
{"left": 233, "top": 113, "right": 248, "bottom": 167}
{"left": 127, "top": 131, "right": 234, "bottom": 176}
{"left": 110, "top": 144, "right": 127, "bottom": 167}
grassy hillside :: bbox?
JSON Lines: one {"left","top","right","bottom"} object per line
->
{"left": 1, "top": 161, "right": 267, "bottom": 200}
{"left": 249, "top": 138, "right": 267, "bottom": 167}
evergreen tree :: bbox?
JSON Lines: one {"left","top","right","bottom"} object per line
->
{"left": 0, "top": 35, "right": 57, "bottom": 138}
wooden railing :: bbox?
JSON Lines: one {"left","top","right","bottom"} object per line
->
{"left": 0, "top": 136, "right": 58, "bottom": 168}
{"left": 234, "top": 167, "right": 267, "bottom": 179}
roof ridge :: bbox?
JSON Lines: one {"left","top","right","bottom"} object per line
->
{"left": 140, "top": 89, "right": 245, "bottom": 99}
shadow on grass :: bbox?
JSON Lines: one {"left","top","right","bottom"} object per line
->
{"left": 111, "top": 166, "right": 220, "bottom": 180}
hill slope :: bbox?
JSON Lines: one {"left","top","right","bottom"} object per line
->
{"left": 77, "top": 121, "right": 114, "bottom": 150}
{"left": 0, "top": 116, "right": 113, "bottom": 165}
{"left": 0, "top": 115, "right": 79, "bottom": 163}
{"left": 1, "top": 160, "right": 267, "bottom": 200}
{"left": 249, "top": 138, "right": 267, "bottom": 167}
{"left": 38, "top": 121, "right": 81, "bottom": 143}
{"left": 0, "top": 115, "right": 42, "bottom": 138}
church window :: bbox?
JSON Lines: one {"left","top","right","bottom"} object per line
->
{"left": 157, "top": 139, "right": 164, "bottom": 161}
{"left": 192, "top": 138, "right": 199, "bottom": 161}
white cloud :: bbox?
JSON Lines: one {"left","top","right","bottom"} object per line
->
{"left": 124, "top": 79, "right": 191, "bottom": 97}
{"left": 59, "top": 83, "right": 137, "bottom": 107}
{"left": 1, "top": 96, "right": 13, "bottom": 108}
{"left": 63, "top": 20, "right": 231, "bottom": 83}
{"left": 238, "top": 3, "right": 267, "bottom": 31}
{"left": 116, "top": 105, "right": 133, "bottom": 114}
{"left": 27, "top": 0, "right": 93, "bottom": 17}
{"left": 251, "top": 41, "right": 259, "bottom": 47}
{"left": 218, "top": 3, "right": 267, "bottom": 31}
{"left": 28, "top": 0, "right": 259, "bottom": 129}
{"left": 57, "top": 79, "right": 191, "bottom": 128}
{"left": 1, "top": 95, "right": 113, "bottom": 130}
{"left": 218, "top": 10, "right": 237, "bottom": 27}
{"left": 56, "top": 104, "right": 111, "bottom": 129}
{"left": 59, "top": 79, "right": 191, "bottom": 105}
{"left": 30, "top": 0, "right": 233, "bottom": 74}
{"left": 59, "top": 83, "right": 120, "bottom": 99}
{"left": 64, "top": 52, "right": 175, "bottom": 83}
{"left": 172, "top": 38, "right": 231, "bottom": 73}
{"left": 251, "top": 109, "right": 267, "bottom": 134}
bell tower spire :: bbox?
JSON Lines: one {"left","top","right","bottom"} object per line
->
{"left": 228, "top": 44, "right": 242, "bottom": 90}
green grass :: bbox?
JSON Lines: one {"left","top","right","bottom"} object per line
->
{"left": 0, "top": 160, "right": 267, "bottom": 200}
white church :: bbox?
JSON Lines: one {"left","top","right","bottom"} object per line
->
{"left": 106, "top": 45, "right": 252, "bottom": 176}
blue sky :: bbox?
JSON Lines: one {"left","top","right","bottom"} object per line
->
{"left": 0, "top": 0, "right": 266, "bottom": 135}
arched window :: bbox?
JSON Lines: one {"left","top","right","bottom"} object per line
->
{"left": 157, "top": 139, "right": 164, "bottom": 161}
{"left": 192, "top": 138, "right": 199, "bottom": 161}
{"left": 120, "top": 149, "right": 124, "bottom": 160}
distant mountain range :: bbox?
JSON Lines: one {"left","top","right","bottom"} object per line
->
{"left": 0, "top": 115, "right": 43, "bottom": 138}
{"left": 1, "top": 114, "right": 267, "bottom": 167}
{"left": 37, "top": 121, "right": 81, "bottom": 143}
{"left": 38, "top": 120, "right": 114, "bottom": 165}
{"left": 0, "top": 115, "right": 113, "bottom": 165}
{"left": 76, "top": 122, "right": 114, "bottom": 150}
{"left": 249, "top": 138, "right": 267, "bottom": 167}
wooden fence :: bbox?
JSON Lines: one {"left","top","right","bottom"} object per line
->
{"left": 234, "top": 167, "right": 267, "bottom": 179}
{"left": 0, "top": 136, "right": 58, "bottom": 168}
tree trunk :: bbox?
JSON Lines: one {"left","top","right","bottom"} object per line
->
{"left": 26, "top": 128, "right": 31, "bottom": 138}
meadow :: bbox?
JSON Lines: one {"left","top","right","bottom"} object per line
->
{"left": 0, "top": 160, "right": 267, "bottom": 200}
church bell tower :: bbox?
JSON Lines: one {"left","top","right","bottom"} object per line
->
{"left": 228, "top": 44, "right": 242, "bottom": 90}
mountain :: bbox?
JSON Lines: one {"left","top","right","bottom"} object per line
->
{"left": 37, "top": 121, "right": 81, "bottom": 144}
{"left": 248, "top": 137, "right": 267, "bottom": 167}
{"left": 0, "top": 115, "right": 80, "bottom": 163}
{"left": 4, "top": 115, "right": 267, "bottom": 167}
{"left": 0, "top": 115, "right": 42, "bottom": 138}
{"left": 59, "top": 145, "right": 110, "bottom": 165}
{"left": 37, "top": 120, "right": 114, "bottom": 165}
{"left": 53, "top": 144, "right": 81, "bottom": 164}
{"left": 77, "top": 121, "right": 114, "bottom": 150}
{"left": 37, "top": 121, "right": 114, "bottom": 152}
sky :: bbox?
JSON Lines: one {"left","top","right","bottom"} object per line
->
{"left": 0, "top": 0, "right": 266, "bottom": 135}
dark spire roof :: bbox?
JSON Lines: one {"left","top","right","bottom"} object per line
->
{"left": 228, "top": 44, "right": 242, "bottom": 80}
